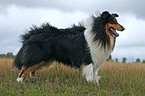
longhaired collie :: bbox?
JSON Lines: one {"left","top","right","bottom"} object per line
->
{"left": 13, "top": 11, "right": 125, "bottom": 85}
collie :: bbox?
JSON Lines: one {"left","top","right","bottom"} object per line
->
{"left": 13, "top": 11, "right": 125, "bottom": 85}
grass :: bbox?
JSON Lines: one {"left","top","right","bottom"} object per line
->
{"left": 0, "top": 58, "right": 145, "bottom": 96}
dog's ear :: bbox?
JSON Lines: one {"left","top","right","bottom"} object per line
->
{"left": 101, "top": 11, "right": 110, "bottom": 19}
{"left": 112, "top": 14, "right": 119, "bottom": 17}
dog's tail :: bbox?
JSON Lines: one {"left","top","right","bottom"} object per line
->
{"left": 13, "top": 23, "right": 54, "bottom": 70}
{"left": 12, "top": 47, "right": 25, "bottom": 70}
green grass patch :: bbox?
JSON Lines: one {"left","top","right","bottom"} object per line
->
{"left": 0, "top": 59, "right": 145, "bottom": 96}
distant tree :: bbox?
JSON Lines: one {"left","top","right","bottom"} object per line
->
{"left": 115, "top": 58, "right": 118, "bottom": 62}
{"left": 0, "top": 52, "right": 15, "bottom": 58}
{"left": 107, "top": 55, "right": 112, "bottom": 61}
{"left": 135, "top": 58, "right": 141, "bottom": 63}
{"left": 142, "top": 60, "right": 145, "bottom": 63}
{"left": 122, "top": 57, "right": 127, "bottom": 63}
{"left": 0, "top": 54, "right": 5, "bottom": 58}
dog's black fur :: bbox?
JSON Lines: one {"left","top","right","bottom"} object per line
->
{"left": 13, "top": 24, "right": 92, "bottom": 69}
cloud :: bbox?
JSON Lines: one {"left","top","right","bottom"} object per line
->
{"left": 0, "top": 6, "right": 88, "bottom": 54}
{"left": 0, "top": 1, "right": 145, "bottom": 62}
{"left": 112, "top": 46, "right": 145, "bottom": 62}
{"left": 40, "top": 10, "right": 88, "bottom": 27}
{"left": 0, "top": 6, "right": 44, "bottom": 54}
{"left": 0, "top": 0, "right": 145, "bottom": 19}
{"left": 116, "top": 13, "right": 145, "bottom": 47}
{"left": 112, "top": 13, "right": 145, "bottom": 61}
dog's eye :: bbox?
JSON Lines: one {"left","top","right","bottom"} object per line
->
{"left": 110, "top": 19, "right": 116, "bottom": 23}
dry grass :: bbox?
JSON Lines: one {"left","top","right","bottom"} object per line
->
{"left": 102, "top": 61, "right": 145, "bottom": 73}
{"left": 0, "top": 58, "right": 145, "bottom": 96}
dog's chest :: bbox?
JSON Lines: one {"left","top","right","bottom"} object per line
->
{"left": 84, "top": 29, "right": 114, "bottom": 65}
{"left": 90, "top": 43, "right": 112, "bottom": 65}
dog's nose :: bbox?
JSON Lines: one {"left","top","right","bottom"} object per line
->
{"left": 120, "top": 26, "right": 125, "bottom": 31}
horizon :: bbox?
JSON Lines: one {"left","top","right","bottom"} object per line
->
{"left": 0, "top": 52, "right": 144, "bottom": 63}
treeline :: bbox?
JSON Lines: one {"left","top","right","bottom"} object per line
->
{"left": 0, "top": 53, "right": 145, "bottom": 63}
{"left": 0, "top": 52, "right": 15, "bottom": 58}
{"left": 107, "top": 55, "right": 145, "bottom": 63}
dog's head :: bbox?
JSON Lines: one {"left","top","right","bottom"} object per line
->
{"left": 101, "top": 11, "right": 125, "bottom": 37}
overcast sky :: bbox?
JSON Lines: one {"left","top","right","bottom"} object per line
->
{"left": 0, "top": 0, "right": 145, "bottom": 62}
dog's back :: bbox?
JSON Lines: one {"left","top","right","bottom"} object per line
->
{"left": 13, "top": 23, "right": 91, "bottom": 70}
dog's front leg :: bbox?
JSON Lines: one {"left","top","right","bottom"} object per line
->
{"left": 93, "top": 64, "right": 101, "bottom": 86}
{"left": 82, "top": 63, "right": 93, "bottom": 82}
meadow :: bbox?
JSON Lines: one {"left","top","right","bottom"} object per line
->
{"left": 0, "top": 58, "right": 144, "bottom": 96}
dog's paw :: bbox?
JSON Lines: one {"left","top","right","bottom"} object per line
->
{"left": 94, "top": 76, "right": 101, "bottom": 86}
{"left": 16, "top": 78, "right": 23, "bottom": 83}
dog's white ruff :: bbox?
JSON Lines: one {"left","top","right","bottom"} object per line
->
{"left": 82, "top": 17, "right": 114, "bottom": 85}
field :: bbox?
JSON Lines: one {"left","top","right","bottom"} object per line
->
{"left": 0, "top": 58, "right": 145, "bottom": 96}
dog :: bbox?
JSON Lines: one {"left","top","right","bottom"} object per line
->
{"left": 13, "top": 11, "right": 125, "bottom": 85}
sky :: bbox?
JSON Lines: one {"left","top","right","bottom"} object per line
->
{"left": 0, "top": 0, "right": 145, "bottom": 62}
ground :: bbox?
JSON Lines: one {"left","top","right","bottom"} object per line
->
{"left": 0, "top": 58, "right": 145, "bottom": 96}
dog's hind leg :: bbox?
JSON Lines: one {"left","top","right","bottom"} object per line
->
{"left": 29, "top": 61, "right": 53, "bottom": 78}
{"left": 16, "top": 66, "right": 32, "bottom": 83}
{"left": 16, "top": 61, "right": 53, "bottom": 83}
{"left": 16, "top": 70, "right": 24, "bottom": 83}
{"left": 30, "top": 71, "right": 37, "bottom": 78}
{"left": 16, "top": 61, "right": 45, "bottom": 82}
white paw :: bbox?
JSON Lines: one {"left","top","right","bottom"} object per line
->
{"left": 98, "top": 76, "right": 101, "bottom": 81}
{"left": 82, "top": 64, "right": 93, "bottom": 82}
{"left": 34, "top": 77, "right": 38, "bottom": 79}
{"left": 86, "top": 74, "right": 93, "bottom": 82}
{"left": 95, "top": 76, "right": 101, "bottom": 86}
{"left": 16, "top": 78, "right": 23, "bottom": 83}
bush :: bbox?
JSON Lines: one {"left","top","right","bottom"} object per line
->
{"left": 142, "top": 60, "right": 145, "bottom": 63}
{"left": 122, "top": 57, "right": 127, "bottom": 63}
{"left": 135, "top": 58, "right": 141, "bottom": 63}
{"left": 0, "top": 52, "right": 15, "bottom": 58}
{"left": 0, "top": 54, "right": 5, "bottom": 58}
{"left": 107, "top": 55, "right": 112, "bottom": 61}
{"left": 115, "top": 58, "right": 118, "bottom": 62}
